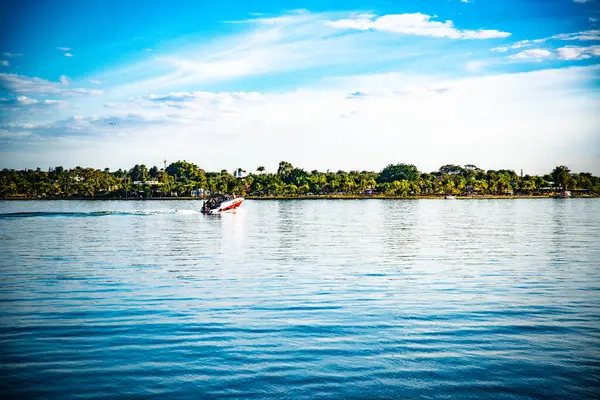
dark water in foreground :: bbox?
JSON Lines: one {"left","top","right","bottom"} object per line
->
{"left": 0, "top": 199, "right": 599, "bottom": 399}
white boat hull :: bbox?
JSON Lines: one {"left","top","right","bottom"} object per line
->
{"left": 205, "top": 197, "right": 244, "bottom": 214}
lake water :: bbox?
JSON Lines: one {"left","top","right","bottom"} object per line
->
{"left": 1, "top": 199, "right": 599, "bottom": 399}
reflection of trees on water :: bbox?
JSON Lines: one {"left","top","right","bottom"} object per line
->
{"left": 550, "top": 199, "right": 567, "bottom": 262}
{"left": 275, "top": 200, "right": 310, "bottom": 265}
{"left": 379, "top": 200, "right": 419, "bottom": 270}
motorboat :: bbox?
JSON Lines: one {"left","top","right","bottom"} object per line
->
{"left": 201, "top": 194, "right": 244, "bottom": 214}
{"left": 557, "top": 190, "right": 571, "bottom": 198}
{"left": 444, "top": 194, "right": 455, "bottom": 199}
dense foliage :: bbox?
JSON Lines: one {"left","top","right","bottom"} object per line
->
{"left": 1, "top": 161, "right": 598, "bottom": 198}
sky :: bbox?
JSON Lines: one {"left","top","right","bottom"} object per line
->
{"left": 0, "top": 0, "right": 599, "bottom": 175}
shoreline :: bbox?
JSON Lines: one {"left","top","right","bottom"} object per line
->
{"left": 0, "top": 195, "right": 596, "bottom": 201}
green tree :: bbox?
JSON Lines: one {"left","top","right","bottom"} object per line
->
{"left": 551, "top": 165, "right": 571, "bottom": 190}
{"left": 129, "top": 164, "right": 149, "bottom": 182}
{"left": 379, "top": 163, "right": 419, "bottom": 183}
{"left": 277, "top": 161, "right": 294, "bottom": 180}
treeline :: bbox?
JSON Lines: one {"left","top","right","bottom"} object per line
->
{"left": 0, "top": 161, "right": 598, "bottom": 198}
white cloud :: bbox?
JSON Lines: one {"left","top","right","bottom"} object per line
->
{"left": 495, "top": 30, "right": 600, "bottom": 53}
{"left": 0, "top": 60, "right": 8, "bottom": 67}
{"left": 3, "top": 66, "right": 599, "bottom": 174}
{"left": 60, "top": 75, "right": 70, "bottom": 86}
{"left": 64, "top": 53, "right": 74, "bottom": 57}
{"left": 491, "top": 39, "right": 536, "bottom": 52}
{"left": 551, "top": 30, "right": 600, "bottom": 41}
{"left": 326, "top": 13, "right": 511, "bottom": 39}
{"left": 557, "top": 45, "right": 600, "bottom": 60}
{"left": 42, "top": 99, "right": 68, "bottom": 105}
{"left": 57, "top": 47, "right": 71, "bottom": 51}
{"left": 16, "top": 96, "right": 38, "bottom": 105}
{"left": 0, "top": 96, "right": 68, "bottom": 109}
{"left": 0, "top": 73, "right": 104, "bottom": 96}
{"left": 2, "top": 52, "right": 21, "bottom": 57}
{"left": 508, "top": 49, "right": 552, "bottom": 61}
{"left": 89, "top": 80, "right": 102, "bottom": 85}
{"left": 461, "top": 0, "right": 471, "bottom": 2}
{"left": 326, "top": 13, "right": 376, "bottom": 30}
{"left": 573, "top": 0, "right": 590, "bottom": 3}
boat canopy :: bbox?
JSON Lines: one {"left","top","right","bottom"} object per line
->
{"left": 202, "top": 193, "right": 233, "bottom": 212}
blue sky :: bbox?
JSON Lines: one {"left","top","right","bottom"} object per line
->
{"left": 1, "top": 0, "right": 599, "bottom": 174}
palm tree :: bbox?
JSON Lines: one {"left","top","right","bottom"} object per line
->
{"left": 256, "top": 166, "right": 266, "bottom": 174}
{"left": 277, "top": 161, "right": 294, "bottom": 176}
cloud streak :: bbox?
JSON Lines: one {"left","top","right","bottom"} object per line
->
{"left": 0, "top": 96, "right": 67, "bottom": 107}
{"left": 492, "top": 30, "right": 600, "bottom": 52}
{"left": 326, "top": 13, "right": 511, "bottom": 39}
{"left": 508, "top": 49, "right": 553, "bottom": 61}
{"left": 557, "top": 45, "right": 600, "bottom": 60}
{"left": 0, "top": 73, "right": 103, "bottom": 96}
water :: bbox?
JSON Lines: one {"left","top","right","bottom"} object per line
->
{"left": 1, "top": 199, "right": 599, "bottom": 399}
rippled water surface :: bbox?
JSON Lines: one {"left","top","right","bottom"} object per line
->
{"left": 1, "top": 199, "right": 599, "bottom": 399}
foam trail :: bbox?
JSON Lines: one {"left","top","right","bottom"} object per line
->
{"left": 0, "top": 210, "right": 197, "bottom": 219}
{"left": 176, "top": 210, "right": 201, "bottom": 215}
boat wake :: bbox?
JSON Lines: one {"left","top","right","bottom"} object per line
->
{"left": 0, "top": 210, "right": 201, "bottom": 219}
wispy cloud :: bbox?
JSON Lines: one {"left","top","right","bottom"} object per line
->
{"left": 491, "top": 39, "right": 540, "bottom": 52}
{"left": 2, "top": 52, "right": 21, "bottom": 57}
{"left": 557, "top": 45, "right": 600, "bottom": 60}
{"left": 60, "top": 75, "right": 70, "bottom": 86}
{"left": 106, "top": 11, "right": 429, "bottom": 95}
{"left": 64, "top": 53, "right": 74, "bottom": 57}
{"left": 0, "top": 60, "right": 8, "bottom": 67}
{"left": 0, "top": 129, "right": 33, "bottom": 139}
{"left": 550, "top": 30, "right": 600, "bottom": 41}
{"left": 508, "top": 49, "right": 552, "bottom": 61}
{"left": 95, "top": 10, "right": 511, "bottom": 98}
{"left": 503, "top": 45, "right": 600, "bottom": 62}
{"left": 89, "top": 80, "right": 102, "bottom": 85}
{"left": 326, "top": 13, "right": 510, "bottom": 39}
{"left": 0, "top": 73, "right": 103, "bottom": 96}
{"left": 493, "top": 30, "right": 600, "bottom": 52}
{"left": 0, "top": 96, "right": 67, "bottom": 107}
{"left": 57, "top": 47, "right": 71, "bottom": 51}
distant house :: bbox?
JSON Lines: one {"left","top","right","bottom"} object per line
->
{"left": 133, "top": 180, "right": 162, "bottom": 185}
